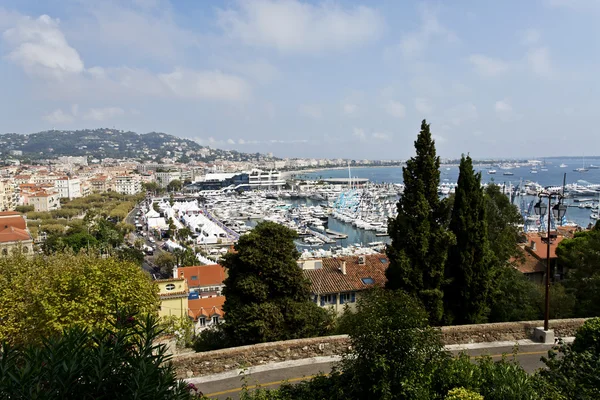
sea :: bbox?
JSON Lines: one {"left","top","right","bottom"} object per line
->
{"left": 292, "top": 157, "right": 600, "bottom": 246}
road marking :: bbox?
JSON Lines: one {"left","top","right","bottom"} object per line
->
{"left": 204, "top": 351, "right": 549, "bottom": 397}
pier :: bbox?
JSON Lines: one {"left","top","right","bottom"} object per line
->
{"left": 325, "top": 229, "right": 348, "bottom": 239}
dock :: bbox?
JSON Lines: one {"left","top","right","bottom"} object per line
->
{"left": 325, "top": 229, "right": 348, "bottom": 239}
{"left": 375, "top": 232, "right": 389, "bottom": 237}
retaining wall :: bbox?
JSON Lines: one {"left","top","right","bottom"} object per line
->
{"left": 172, "top": 318, "right": 587, "bottom": 378}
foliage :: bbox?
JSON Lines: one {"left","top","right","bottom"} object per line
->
{"left": 445, "top": 155, "right": 490, "bottom": 324}
{"left": 0, "top": 251, "right": 159, "bottom": 345}
{"left": 386, "top": 120, "right": 454, "bottom": 324}
{"left": 14, "top": 205, "right": 34, "bottom": 213}
{"left": 193, "top": 325, "right": 230, "bottom": 352}
{"left": 168, "top": 179, "right": 183, "bottom": 192}
{"left": 435, "top": 352, "right": 542, "bottom": 400}
{"left": 338, "top": 288, "right": 450, "bottom": 399}
{"left": 484, "top": 183, "right": 523, "bottom": 266}
{"left": 537, "top": 317, "right": 600, "bottom": 399}
{"left": 445, "top": 387, "right": 484, "bottom": 400}
{"left": 0, "top": 312, "right": 199, "bottom": 399}
{"left": 556, "top": 223, "right": 600, "bottom": 317}
{"left": 156, "top": 252, "right": 177, "bottom": 274}
{"left": 116, "top": 246, "right": 145, "bottom": 266}
{"left": 487, "top": 267, "right": 541, "bottom": 322}
{"left": 222, "top": 221, "right": 333, "bottom": 346}
{"left": 160, "top": 316, "right": 195, "bottom": 348}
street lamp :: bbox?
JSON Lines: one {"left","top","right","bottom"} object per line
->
{"left": 533, "top": 190, "right": 566, "bottom": 332}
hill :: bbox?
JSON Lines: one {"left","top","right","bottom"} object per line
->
{"left": 0, "top": 128, "right": 274, "bottom": 162}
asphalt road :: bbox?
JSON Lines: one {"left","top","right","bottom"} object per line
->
{"left": 199, "top": 344, "right": 555, "bottom": 399}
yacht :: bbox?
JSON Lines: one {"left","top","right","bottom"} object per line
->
{"left": 487, "top": 169, "right": 497, "bottom": 175}
{"left": 589, "top": 165, "right": 600, "bottom": 169}
{"left": 559, "top": 163, "right": 568, "bottom": 168}
{"left": 503, "top": 171, "right": 514, "bottom": 176}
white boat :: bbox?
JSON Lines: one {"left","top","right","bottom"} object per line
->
{"left": 559, "top": 163, "right": 568, "bottom": 168}
{"left": 591, "top": 213, "right": 598, "bottom": 220}
{"left": 487, "top": 169, "right": 497, "bottom": 174}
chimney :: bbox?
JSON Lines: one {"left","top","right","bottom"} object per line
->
{"left": 341, "top": 261, "right": 347, "bottom": 275}
{"left": 530, "top": 240, "right": 536, "bottom": 251}
{"left": 358, "top": 255, "right": 366, "bottom": 265}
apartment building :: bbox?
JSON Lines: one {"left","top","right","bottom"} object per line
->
{"left": 0, "top": 180, "right": 18, "bottom": 211}
{"left": 54, "top": 177, "right": 82, "bottom": 199}
{"left": 90, "top": 176, "right": 111, "bottom": 193}
{"left": 0, "top": 211, "right": 33, "bottom": 256}
{"left": 155, "top": 171, "right": 180, "bottom": 188}
{"left": 29, "top": 190, "right": 61, "bottom": 212}
{"left": 114, "top": 176, "right": 142, "bottom": 195}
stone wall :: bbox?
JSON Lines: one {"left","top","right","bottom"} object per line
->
{"left": 172, "top": 318, "right": 587, "bottom": 378}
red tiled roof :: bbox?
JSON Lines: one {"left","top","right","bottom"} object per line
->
{"left": 188, "top": 296, "right": 225, "bottom": 320}
{"left": 178, "top": 265, "right": 227, "bottom": 288}
{"left": 0, "top": 226, "right": 32, "bottom": 243}
{"left": 0, "top": 213, "right": 26, "bottom": 230}
{"left": 303, "top": 253, "right": 388, "bottom": 294}
{"left": 524, "top": 233, "right": 564, "bottom": 260}
{"left": 512, "top": 246, "right": 546, "bottom": 275}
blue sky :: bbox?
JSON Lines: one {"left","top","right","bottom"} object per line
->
{"left": 0, "top": 0, "right": 599, "bottom": 159}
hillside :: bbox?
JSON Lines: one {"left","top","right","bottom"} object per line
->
{"left": 0, "top": 129, "right": 273, "bottom": 162}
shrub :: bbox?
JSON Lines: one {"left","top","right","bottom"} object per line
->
{"left": 446, "top": 387, "right": 484, "bottom": 400}
{"left": 193, "top": 326, "right": 230, "bottom": 352}
{"left": 0, "top": 312, "right": 199, "bottom": 399}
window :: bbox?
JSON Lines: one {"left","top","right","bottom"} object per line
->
{"left": 198, "top": 317, "right": 206, "bottom": 327}
{"left": 165, "top": 283, "right": 176, "bottom": 291}
{"left": 320, "top": 294, "right": 337, "bottom": 306}
{"left": 212, "top": 316, "right": 219, "bottom": 325}
{"left": 191, "top": 275, "right": 198, "bottom": 280}
{"left": 340, "top": 292, "right": 356, "bottom": 304}
{"left": 379, "top": 258, "right": 388, "bottom": 264}
{"left": 361, "top": 277, "right": 375, "bottom": 285}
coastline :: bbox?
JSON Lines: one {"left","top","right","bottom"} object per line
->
{"left": 281, "top": 165, "right": 405, "bottom": 179}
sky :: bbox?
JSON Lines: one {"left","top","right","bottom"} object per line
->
{"left": 0, "top": 0, "right": 599, "bottom": 160}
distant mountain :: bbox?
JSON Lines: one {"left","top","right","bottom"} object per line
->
{"left": 0, "top": 128, "right": 275, "bottom": 162}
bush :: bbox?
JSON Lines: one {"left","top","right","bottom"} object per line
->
{"left": 446, "top": 387, "right": 484, "bottom": 400}
{"left": 0, "top": 312, "right": 198, "bottom": 399}
{"left": 193, "top": 326, "right": 230, "bottom": 352}
{"left": 14, "top": 205, "right": 34, "bottom": 213}
{"left": 572, "top": 317, "right": 600, "bottom": 354}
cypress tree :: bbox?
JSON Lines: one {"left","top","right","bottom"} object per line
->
{"left": 444, "top": 154, "right": 490, "bottom": 324}
{"left": 386, "top": 120, "right": 454, "bottom": 324}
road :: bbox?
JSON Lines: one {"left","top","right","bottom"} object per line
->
{"left": 198, "top": 343, "right": 554, "bottom": 399}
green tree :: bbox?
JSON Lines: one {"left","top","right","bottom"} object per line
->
{"left": 487, "top": 267, "right": 540, "bottom": 322}
{"left": 167, "top": 179, "right": 183, "bottom": 192}
{"left": 0, "top": 252, "right": 158, "bottom": 345}
{"left": 0, "top": 312, "right": 197, "bottom": 399}
{"left": 14, "top": 205, "right": 34, "bottom": 213}
{"left": 445, "top": 155, "right": 490, "bottom": 324}
{"left": 537, "top": 317, "right": 600, "bottom": 399}
{"left": 556, "top": 222, "right": 600, "bottom": 317}
{"left": 386, "top": 120, "right": 454, "bottom": 324}
{"left": 338, "top": 289, "right": 450, "bottom": 399}
{"left": 484, "top": 184, "right": 523, "bottom": 267}
{"left": 156, "top": 252, "right": 177, "bottom": 275}
{"left": 221, "top": 221, "right": 332, "bottom": 345}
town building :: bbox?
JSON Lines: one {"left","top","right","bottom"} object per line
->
{"left": 176, "top": 264, "right": 227, "bottom": 296}
{"left": 0, "top": 211, "right": 33, "bottom": 256}
{"left": 54, "top": 177, "right": 82, "bottom": 199}
{"left": 155, "top": 171, "right": 181, "bottom": 188}
{"left": 28, "top": 189, "right": 61, "bottom": 212}
{"left": 513, "top": 232, "right": 568, "bottom": 284}
{"left": 114, "top": 176, "right": 142, "bottom": 195}
{"left": 301, "top": 253, "right": 388, "bottom": 314}
{"left": 156, "top": 278, "right": 189, "bottom": 319}
{"left": 0, "top": 180, "right": 18, "bottom": 211}
{"left": 188, "top": 296, "right": 225, "bottom": 332}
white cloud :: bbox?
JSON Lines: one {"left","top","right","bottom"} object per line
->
{"left": 468, "top": 54, "right": 510, "bottom": 77}
{"left": 372, "top": 132, "right": 391, "bottom": 141}
{"left": 158, "top": 68, "right": 250, "bottom": 101}
{"left": 298, "top": 104, "right": 322, "bottom": 119}
{"left": 343, "top": 103, "right": 358, "bottom": 115}
{"left": 230, "top": 59, "right": 280, "bottom": 84}
{"left": 396, "top": 5, "right": 457, "bottom": 58}
{"left": 521, "top": 28, "right": 541, "bottom": 45}
{"left": 445, "top": 103, "right": 478, "bottom": 126}
{"left": 415, "top": 98, "right": 433, "bottom": 115}
{"left": 3, "top": 14, "right": 84, "bottom": 79}
{"left": 217, "top": 0, "right": 383, "bottom": 53}
{"left": 82, "top": 107, "right": 125, "bottom": 121}
{"left": 353, "top": 128, "right": 366, "bottom": 141}
{"left": 238, "top": 139, "right": 246, "bottom": 145}
{"left": 527, "top": 47, "right": 554, "bottom": 78}
{"left": 43, "top": 108, "right": 75, "bottom": 124}
{"left": 227, "top": 138, "right": 236, "bottom": 145}
{"left": 494, "top": 99, "right": 513, "bottom": 114}
{"left": 384, "top": 100, "right": 406, "bottom": 118}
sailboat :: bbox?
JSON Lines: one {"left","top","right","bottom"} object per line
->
{"left": 574, "top": 156, "right": 589, "bottom": 173}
